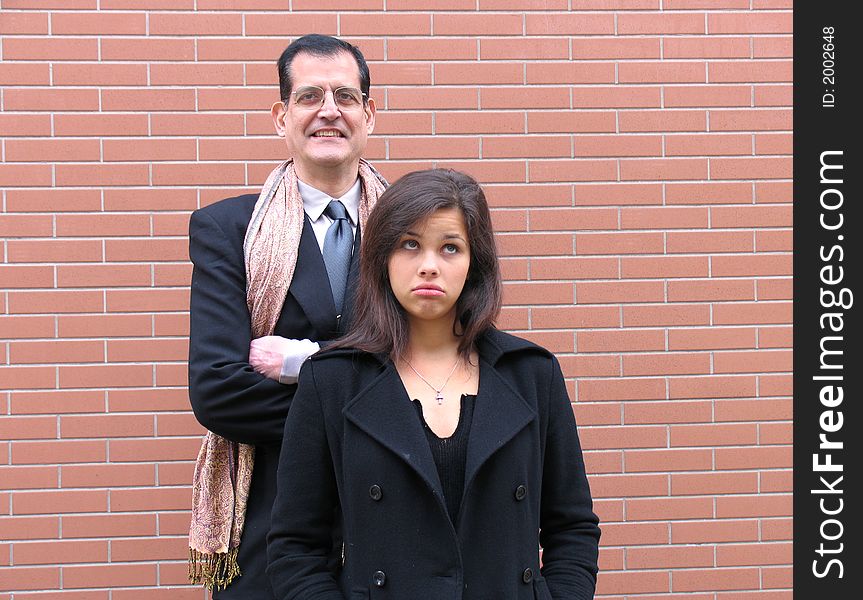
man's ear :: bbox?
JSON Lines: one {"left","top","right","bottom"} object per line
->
{"left": 271, "top": 101, "right": 287, "bottom": 137}
{"left": 364, "top": 97, "right": 376, "bottom": 135}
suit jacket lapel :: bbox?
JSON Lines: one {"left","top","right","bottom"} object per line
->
{"left": 463, "top": 357, "right": 537, "bottom": 500}
{"left": 337, "top": 223, "right": 362, "bottom": 335}
{"left": 288, "top": 216, "right": 338, "bottom": 335}
{"left": 343, "top": 362, "right": 443, "bottom": 500}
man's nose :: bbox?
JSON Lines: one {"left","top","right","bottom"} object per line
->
{"left": 318, "top": 91, "right": 341, "bottom": 118}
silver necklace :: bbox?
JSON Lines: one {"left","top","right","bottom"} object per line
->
{"left": 405, "top": 357, "right": 460, "bottom": 405}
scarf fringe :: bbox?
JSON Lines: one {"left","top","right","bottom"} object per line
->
{"left": 189, "top": 547, "right": 241, "bottom": 591}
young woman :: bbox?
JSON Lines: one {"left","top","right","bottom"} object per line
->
{"left": 267, "top": 169, "right": 600, "bottom": 600}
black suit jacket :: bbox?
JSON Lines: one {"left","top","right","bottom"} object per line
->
{"left": 267, "top": 329, "right": 601, "bottom": 600}
{"left": 188, "top": 193, "right": 360, "bottom": 599}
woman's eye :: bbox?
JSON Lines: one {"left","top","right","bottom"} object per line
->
{"left": 401, "top": 239, "right": 418, "bottom": 250}
{"left": 443, "top": 244, "right": 459, "bottom": 254}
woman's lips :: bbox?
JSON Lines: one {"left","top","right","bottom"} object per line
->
{"left": 412, "top": 286, "right": 444, "bottom": 297}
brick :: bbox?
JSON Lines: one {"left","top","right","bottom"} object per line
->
{"left": 60, "top": 414, "right": 154, "bottom": 439}
{"left": 63, "top": 564, "right": 156, "bottom": 589}
{"left": 0, "top": 11, "right": 49, "bottom": 34}
{"left": 292, "top": 0, "right": 382, "bottom": 8}
{"left": 436, "top": 111, "right": 524, "bottom": 135}
{"left": 0, "top": 465, "right": 58, "bottom": 489}
{"left": 59, "top": 365, "right": 152, "bottom": 389}
{"left": 0, "top": 265, "right": 54, "bottom": 288}
{"left": 625, "top": 400, "right": 712, "bottom": 425}
{"left": 110, "top": 536, "right": 189, "bottom": 561}
{"left": 755, "top": 133, "right": 792, "bottom": 156}
{"left": 590, "top": 473, "right": 668, "bottom": 498}
{"left": 481, "top": 38, "right": 568, "bottom": 60}
{"left": 0, "top": 62, "right": 51, "bottom": 85}
{"left": 10, "top": 391, "right": 104, "bottom": 416}
{"left": 390, "top": 136, "right": 479, "bottom": 160}
{"left": 627, "top": 545, "right": 714, "bottom": 569}
{"left": 669, "top": 375, "right": 756, "bottom": 399}
{"left": 578, "top": 281, "right": 665, "bottom": 304}
{"left": 709, "top": 12, "right": 792, "bottom": 34}
{"left": 668, "top": 279, "right": 755, "bottom": 302}
{"left": 61, "top": 513, "right": 156, "bottom": 539}
{"left": 0, "top": 516, "right": 59, "bottom": 540}
{"left": 558, "top": 354, "right": 620, "bottom": 377}
{"left": 758, "top": 326, "right": 792, "bottom": 349}
{"left": 101, "top": 88, "right": 196, "bottom": 112}
{"left": 100, "top": 38, "right": 195, "bottom": 61}
{"left": 152, "top": 162, "right": 245, "bottom": 186}
{"left": 7, "top": 240, "right": 102, "bottom": 264}
{"left": 755, "top": 85, "right": 793, "bottom": 108}
{"left": 712, "top": 255, "right": 791, "bottom": 278}
{"left": 578, "top": 377, "right": 666, "bottom": 402}
{"left": 502, "top": 282, "right": 572, "bottom": 306}
{"left": 149, "top": 12, "right": 242, "bottom": 35}
{"left": 711, "top": 156, "right": 792, "bottom": 179}
{"left": 714, "top": 350, "right": 791, "bottom": 374}
{"left": 11, "top": 540, "right": 108, "bottom": 565}
{"left": 672, "top": 471, "right": 758, "bottom": 495}
{"left": 156, "top": 414, "right": 203, "bottom": 438}
{"left": 754, "top": 37, "right": 793, "bottom": 60}
{"left": 110, "top": 486, "right": 192, "bottom": 511}
{"left": 389, "top": 0, "right": 474, "bottom": 7}
{"left": 755, "top": 181, "right": 791, "bottom": 204}
{"left": 626, "top": 448, "right": 713, "bottom": 472}
{"left": 712, "top": 205, "right": 792, "bottom": 228}
{"left": 0, "top": 164, "right": 53, "bottom": 188}
{"left": 526, "top": 62, "right": 615, "bottom": 85}
{"left": 620, "top": 61, "right": 706, "bottom": 83}
{"left": 103, "top": 137, "right": 198, "bottom": 162}
{"left": 671, "top": 423, "right": 757, "bottom": 447}
{"left": 531, "top": 257, "right": 618, "bottom": 280}
{"left": 666, "top": 231, "right": 753, "bottom": 253}
{"left": 12, "top": 440, "right": 106, "bottom": 465}
{"left": 51, "top": 11, "right": 145, "bottom": 34}
{"left": 664, "top": 36, "right": 751, "bottom": 59}
{"left": 525, "top": 13, "right": 613, "bottom": 35}
{"left": 58, "top": 315, "right": 151, "bottom": 338}
{"left": 573, "top": 404, "right": 620, "bottom": 426}
{"left": 756, "top": 374, "right": 791, "bottom": 397}
{"left": 760, "top": 424, "right": 792, "bottom": 445}
{"left": 0, "top": 566, "right": 59, "bottom": 591}
{"left": 666, "top": 133, "right": 752, "bottom": 156}
{"left": 13, "top": 490, "right": 107, "bottom": 515}
{"left": 530, "top": 159, "right": 617, "bottom": 183}
{"left": 572, "top": 37, "right": 660, "bottom": 59}
{"left": 624, "top": 353, "right": 711, "bottom": 376}
{"left": 107, "top": 339, "right": 188, "bottom": 362}
{"left": 150, "top": 113, "right": 245, "bottom": 137}
{"left": 716, "top": 446, "right": 791, "bottom": 470}
{"left": 710, "top": 109, "right": 791, "bottom": 132}
{"left": 483, "top": 136, "right": 571, "bottom": 160}
{"left": 672, "top": 519, "right": 759, "bottom": 543}
{"left": 532, "top": 306, "right": 620, "bottom": 330}
{"left": 674, "top": 568, "right": 760, "bottom": 592}
{"left": 55, "top": 164, "right": 150, "bottom": 187}
{"left": 106, "top": 289, "right": 190, "bottom": 312}
{"left": 8, "top": 291, "right": 101, "bottom": 316}
{"left": 620, "top": 110, "right": 706, "bottom": 132}
{"left": 0, "top": 316, "right": 56, "bottom": 340}
{"left": 243, "top": 12, "right": 337, "bottom": 35}
{"left": 0, "top": 114, "right": 52, "bottom": 136}
{"left": 669, "top": 327, "right": 757, "bottom": 351}
{"left": 196, "top": 37, "right": 310, "bottom": 62}
{"left": 575, "top": 135, "right": 662, "bottom": 158}
{"left": 57, "top": 264, "right": 152, "bottom": 289}
{"left": 61, "top": 463, "right": 155, "bottom": 488}
{"left": 574, "top": 86, "right": 661, "bottom": 109}
{"left": 579, "top": 426, "right": 666, "bottom": 450}
{"left": 343, "top": 13, "right": 430, "bottom": 35}
{"left": 577, "top": 232, "right": 663, "bottom": 255}
{"left": 717, "top": 542, "right": 791, "bottom": 567}
{"left": 483, "top": 87, "right": 571, "bottom": 110}
{"left": 109, "top": 438, "right": 200, "bottom": 463}
{"left": 531, "top": 207, "right": 618, "bottom": 231}
{"left": 622, "top": 158, "right": 709, "bottom": 181}
{"left": 578, "top": 329, "right": 665, "bottom": 353}
{"left": 762, "top": 518, "right": 792, "bottom": 541}
{"left": 761, "top": 565, "right": 792, "bottom": 589}
{"left": 0, "top": 366, "right": 55, "bottom": 390}
{"left": 10, "top": 341, "right": 104, "bottom": 365}
{"left": 577, "top": 183, "right": 662, "bottom": 206}
{"left": 623, "top": 206, "right": 710, "bottom": 229}
{"left": 596, "top": 571, "right": 670, "bottom": 595}
{"left": 626, "top": 496, "right": 713, "bottom": 521}
{"left": 389, "top": 38, "right": 475, "bottom": 61}
{"left": 0, "top": 213, "right": 54, "bottom": 236}
{"left": 2, "top": 37, "right": 98, "bottom": 60}
{"left": 620, "top": 12, "right": 705, "bottom": 34}
{"left": 528, "top": 111, "right": 616, "bottom": 134}
{"left": 666, "top": 182, "right": 752, "bottom": 205}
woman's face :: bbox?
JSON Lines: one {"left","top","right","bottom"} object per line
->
{"left": 387, "top": 207, "right": 471, "bottom": 330}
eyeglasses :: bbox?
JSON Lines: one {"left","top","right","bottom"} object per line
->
{"left": 289, "top": 86, "right": 367, "bottom": 110}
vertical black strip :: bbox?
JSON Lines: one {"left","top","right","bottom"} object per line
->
{"left": 793, "top": 3, "right": 860, "bottom": 596}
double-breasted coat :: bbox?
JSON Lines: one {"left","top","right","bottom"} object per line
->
{"left": 188, "top": 193, "right": 361, "bottom": 599}
{"left": 267, "top": 329, "right": 600, "bottom": 600}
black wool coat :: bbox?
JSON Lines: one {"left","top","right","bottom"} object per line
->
{"left": 267, "top": 329, "right": 600, "bottom": 600}
{"left": 188, "top": 194, "right": 361, "bottom": 600}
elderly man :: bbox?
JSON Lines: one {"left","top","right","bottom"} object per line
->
{"left": 187, "top": 35, "right": 386, "bottom": 598}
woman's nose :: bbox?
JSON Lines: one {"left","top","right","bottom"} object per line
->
{"left": 418, "top": 253, "right": 439, "bottom": 276}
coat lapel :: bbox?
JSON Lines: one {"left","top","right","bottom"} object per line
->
{"left": 462, "top": 356, "right": 537, "bottom": 500}
{"left": 337, "top": 223, "right": 362, "bottom": 335}
{"left": 342, "top": 362, "right": 443, "bottom": 499}
{"left": 288, "top": 216, "right": 338, "bottom": 335}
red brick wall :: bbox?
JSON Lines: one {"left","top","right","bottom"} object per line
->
{"left": 1, "top": 1, "right": 792, "bottom": 597}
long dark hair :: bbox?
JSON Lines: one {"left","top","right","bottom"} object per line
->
{"left": 335, "top": 169, "right": 502, "bottom": 361}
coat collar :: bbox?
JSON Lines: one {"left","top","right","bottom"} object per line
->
{"left": 340, "top": 329, "right": 540, "bottom": 513}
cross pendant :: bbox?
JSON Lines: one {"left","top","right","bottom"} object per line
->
{"left": 435, "top": 392, "right": 444, "bottom": 405}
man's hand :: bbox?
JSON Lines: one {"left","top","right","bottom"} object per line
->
{"left": 249, "top": 336, "right": 320, "bottom": 384}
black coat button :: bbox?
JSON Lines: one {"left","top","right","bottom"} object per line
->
{"left": 369, "top": 484, "right": 382, "bottom": 501}
{"left": 372, "top": 570, "right": 386, "bottom": 587}
{"left": 522, "top": 568, "right": 533, "bottom": 583}
{"left": 514, "top": 484, "right": 527, "bottom": 501}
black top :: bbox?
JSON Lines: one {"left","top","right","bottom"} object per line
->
{"left": 412, "top": 394, "right": 476, "bottom": 525}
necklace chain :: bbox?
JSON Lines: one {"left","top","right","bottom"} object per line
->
{"left": 405, "top": 357, "right": 460, "bottom": 405}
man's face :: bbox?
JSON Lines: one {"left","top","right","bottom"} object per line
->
{"left": 272, "top": 51, "right": 376, "bottom": 182}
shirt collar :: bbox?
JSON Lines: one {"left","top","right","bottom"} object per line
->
{"left": 298, "top": 177, "right": 361, "bottom": 225}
